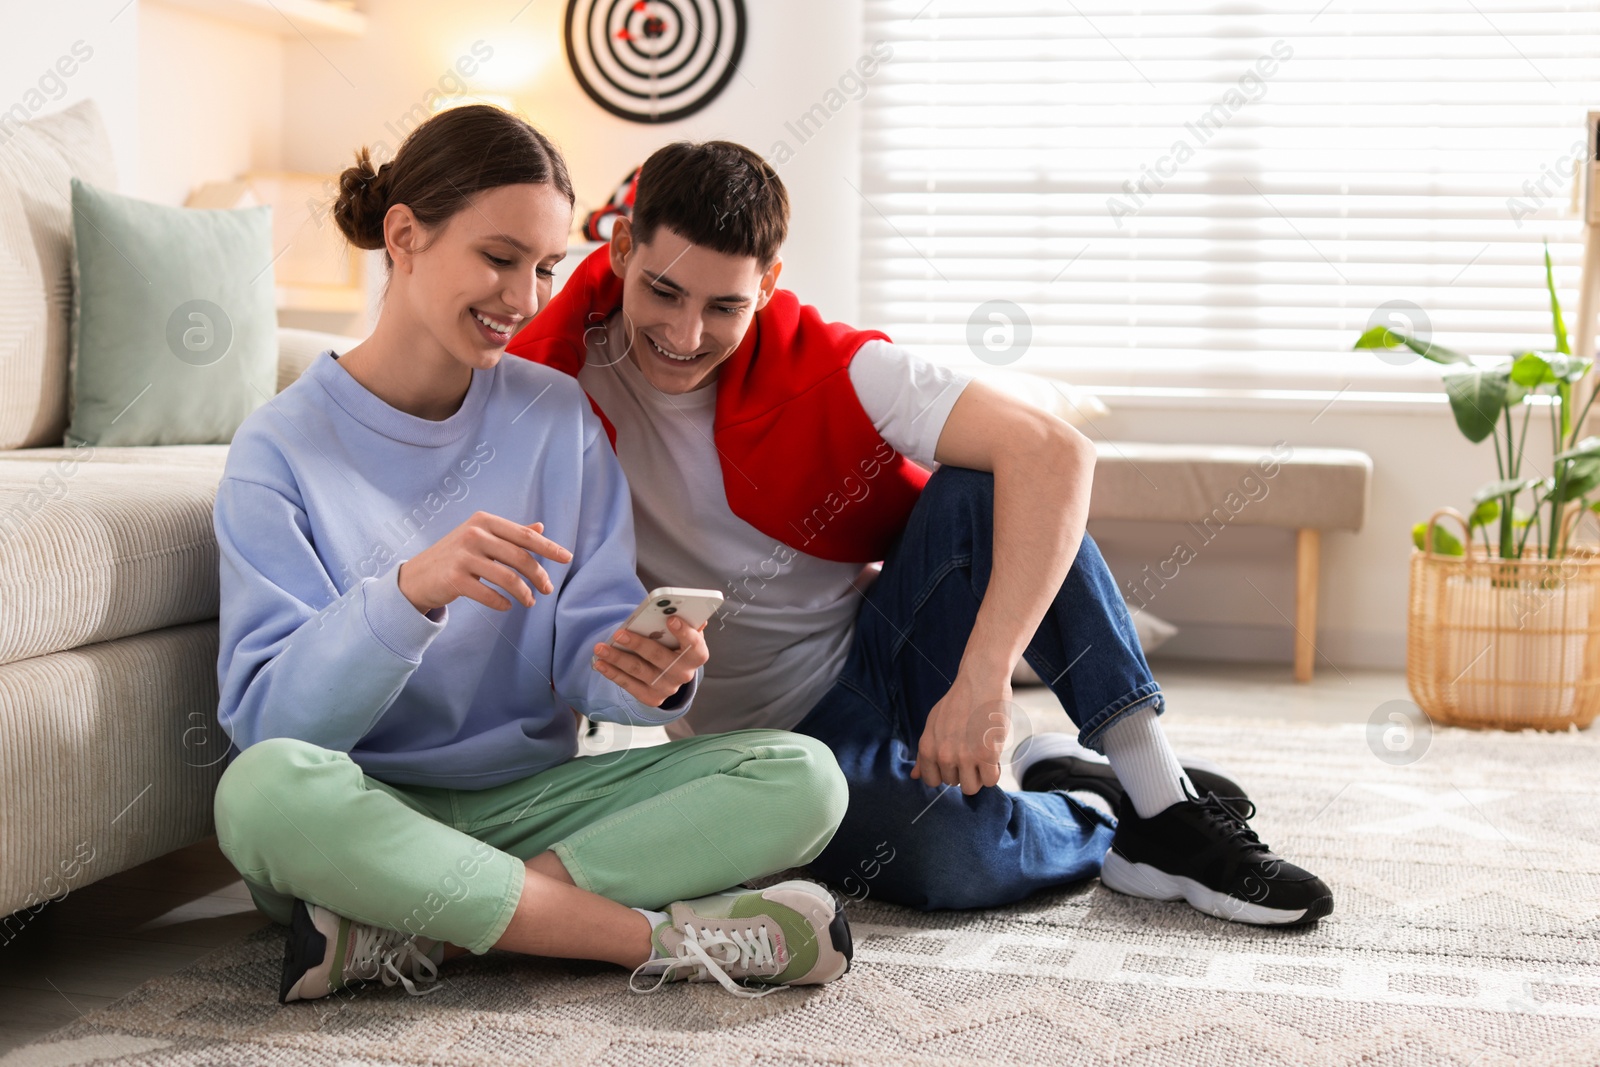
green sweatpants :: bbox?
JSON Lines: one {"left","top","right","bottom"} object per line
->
{"left": 212, "top": 730, "right": 848, "bottom": 955}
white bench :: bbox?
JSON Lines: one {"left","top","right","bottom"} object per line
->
{"left": 1087, "top": 442, "right": 1373, "bottom": 682}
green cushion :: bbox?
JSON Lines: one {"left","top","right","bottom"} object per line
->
{"left": 65, "top": 178, "right": 277, "bottom": 447}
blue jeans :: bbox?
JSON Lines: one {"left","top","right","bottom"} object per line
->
{"left": 793, "top": 466, "right": 1163, "bottom": 910}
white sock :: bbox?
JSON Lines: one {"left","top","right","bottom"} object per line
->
{"left": 634, "top": 908, "right": 672, "bottom": 968}
{"left": 1100, "top": 705, "right": 1194, "bottom": 818}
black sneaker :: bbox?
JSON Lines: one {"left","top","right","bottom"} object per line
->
{"left": 1017, "top": 734, "right": 1250, "bottom": 809}
{"left": 1098, "top": 784, "right": 1333, "bottom": 927}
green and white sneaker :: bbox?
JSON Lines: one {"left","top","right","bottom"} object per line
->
{"left": 279, "top": 900, "right": 444, "bottom": 1003}
{"left": 630, "top": 880, "right": 853, "bottom": 998}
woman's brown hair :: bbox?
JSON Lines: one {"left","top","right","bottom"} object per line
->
{"left": 332, "top": 104, "right": 574, "bottom": 268}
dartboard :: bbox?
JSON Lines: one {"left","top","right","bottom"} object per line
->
{"left": 565, "top": 0, "right": 747, "bottom": 124}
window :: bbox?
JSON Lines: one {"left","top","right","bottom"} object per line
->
{"left": 859, "top": 1, "right": 1600, "bottom": 392}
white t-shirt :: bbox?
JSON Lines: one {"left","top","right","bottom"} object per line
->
{"left": 578, "top": 314, "right": 973, "bottom": 737}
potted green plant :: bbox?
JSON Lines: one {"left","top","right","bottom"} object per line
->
{"left": 1355, "top": 244, "right": 1600, "bottom": 730}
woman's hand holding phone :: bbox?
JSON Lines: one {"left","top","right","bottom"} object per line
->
{"left": 591, "top": 617, "right": 709, "bottom": 708}
{"left": 397, "top": 512, "right": 573, "bottom": 614}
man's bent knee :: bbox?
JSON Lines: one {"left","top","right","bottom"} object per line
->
{"left": 921, "top": 466, "right": 994, "bottom": 511}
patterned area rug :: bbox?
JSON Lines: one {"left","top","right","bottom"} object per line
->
{"left": 7, "top": 718, "right": 1600, "bottom": 1067}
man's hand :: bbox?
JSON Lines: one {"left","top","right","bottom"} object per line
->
{"left": 910, "top": 671, "right": 1016, "bottom": 796}
{"left": 591, "top": 617, "right": 708, "bottom": 708}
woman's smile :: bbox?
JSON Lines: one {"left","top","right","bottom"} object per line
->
{"left": 469, "top": 307, "right": 519, "bottom": 347}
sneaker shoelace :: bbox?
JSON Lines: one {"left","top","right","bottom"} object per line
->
{"left": 630, "top": 921, "right": 780, "bottom": 999}
{"left": 1183, "top": 779, "right": 1271, "bottom": 855}
{"left": 345, "top": 924, "right": 441, "bottom": 997}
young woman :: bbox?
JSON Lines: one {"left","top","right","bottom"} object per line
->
{"left": 210, "top": 105, "right": 852, "bottom": 1003}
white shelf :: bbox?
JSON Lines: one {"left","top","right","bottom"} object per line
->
{"left": 151, "top": 0, "right": 366, "bottom": 38}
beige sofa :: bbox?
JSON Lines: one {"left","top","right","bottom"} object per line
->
{"left": 0, "top": 98, "right": 363, "bottom": 919}
{"left": 0, "top": 330, "right": 357, "bottom": 921}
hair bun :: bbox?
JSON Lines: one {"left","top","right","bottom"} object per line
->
{"left": 331, "top": 146, "right": 390, "bottom": 251}
{"left": 326, "top": 106, "right": 573, "bottom": 274}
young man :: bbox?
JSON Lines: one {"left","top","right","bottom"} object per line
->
{"left": 507, "top": 141, "right": 1332, "bottom": 926}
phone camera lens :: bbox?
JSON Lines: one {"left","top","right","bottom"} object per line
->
{"left": 656, "top": 599, "right": 671, "bottom": 608}
{"left": 663, "top": 606, "right": 677, "bottom": 615}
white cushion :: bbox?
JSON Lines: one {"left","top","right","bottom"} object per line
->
{"left": 0, "top": 100, "right": 117, "bottom": 449}
{"left": 276, "top": 327, "right": 365, "bottom": 393}
{"left": 0, "top": 445, "right": 229, "bottom": 668}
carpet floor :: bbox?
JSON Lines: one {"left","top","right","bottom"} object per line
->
{"left": 6, "top": 717, "right": 1600, "bottom": 1067}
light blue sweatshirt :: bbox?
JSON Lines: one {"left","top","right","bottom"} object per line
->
{"left": 213, "top": 349, "right": 696, "bottom": 789}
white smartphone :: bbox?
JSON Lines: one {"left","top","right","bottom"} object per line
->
{"left": 615, "top": 587, "right": 725, "bottom": 651}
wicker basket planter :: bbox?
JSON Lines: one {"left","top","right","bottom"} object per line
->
{"left": 1408, "top": 508, "right": 1600, "bottom": 730}
{"left": 1366, "top": 245, "right": 1600, "bottom": 730}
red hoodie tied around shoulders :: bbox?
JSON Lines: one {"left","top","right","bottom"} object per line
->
{"left": 505, "top": 246, "right": 929, "bottom": 564}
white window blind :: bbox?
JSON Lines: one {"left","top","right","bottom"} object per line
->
{"left": 859, "top": 1, "right": 1600, "bottom": 391}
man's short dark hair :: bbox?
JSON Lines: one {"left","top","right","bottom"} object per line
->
{"left": 631, "top": 141, "right": 789, "bottom": 266}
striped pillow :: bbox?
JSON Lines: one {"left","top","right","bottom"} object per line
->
{"left": 0, "top": 100, "right": 116, "bottom": 450}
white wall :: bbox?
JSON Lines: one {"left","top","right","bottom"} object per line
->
{"left": 0, "top": 0, "right": 141, "bottom": 193}
{"left": 278, "top": 0, "right": 870, "bottom": 322}
{"left": 0, "top": 2, "right": 285, "bottom": 207}
{"left": 137, "top": 2, "right": 283, "bottom": 207}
